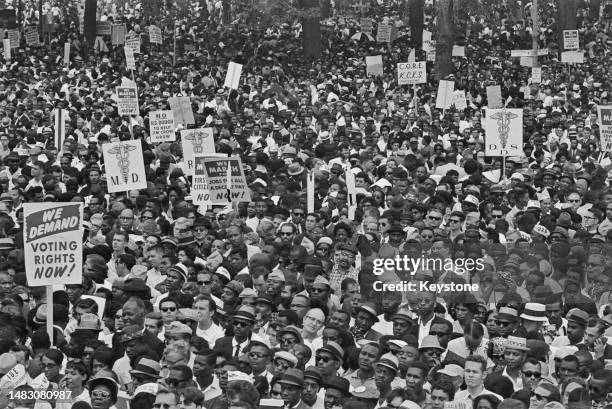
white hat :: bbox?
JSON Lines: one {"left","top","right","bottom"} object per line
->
{"left": 520, "top": 303, "right": 548, "bottom": 322}
{"left": 437, "top": 364, "right": 464, "bottom": 378}
{"left": 510, "top": 172, "right": 524, "bottom": 181}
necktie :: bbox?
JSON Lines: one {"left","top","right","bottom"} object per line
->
{"left": 234, "top": 344, "right": 241, "bottom": 357}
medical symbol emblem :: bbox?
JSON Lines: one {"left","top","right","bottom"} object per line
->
{"left": 489, "top": 108, "right": 518, "bottom": 150}
{"left": 107, "top": 143, "right": 137, "bottom": 183}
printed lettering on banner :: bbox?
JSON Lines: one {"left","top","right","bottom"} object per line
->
{"left": 598, "top": 106, "right": 612, "bottom": 152}
{"left": 149, "top": 25, "right": 162, "bottom": 44}
{"left": 485, "top": 108, "right": 523, "bottom": 156}
{"left": 486, "top": 85, "right": 503, "bottom": 109}
{"left": 112, "top": 24, "right": 127, "bottom": 45}
{"left": 365, "top": 55, "right": 383, "bottom": 76}
{"left": 561, "top": 51, "right": 584, "bottom": 63}
{"left": 376, "top": 23, "right": 392, "bottom": 43}
{"left": 436, "top": 80, "right": 455, "bottom": 110}
{"left": 563, "top": 30, "right": 579, "bottom": 50}
{"left": 3, "top": 38, "right": 9, "bottom": 60}
{"left": 25, "top": 26, "right": 41, "bottom": 46}
{"left": 7, "top": 29, "right": 19, "bottom": 48}
{"left": 125, "top": 34, "right": 141, "bottom": 54}
{"left": 397, "top": 61, "right": 426, "bottom": 85}
{"left": 198, "top": 156, "right": 252, "bottom": 204}
{"left": 192, "top": 156, "right": 214, "bottom": 205}
{"left": 149, "top": 110, "right": 176, "bottom": 143}
{"left": 125, "top": 46, "right": 136, "bottom": 70}
{"left": 224, "top": 61, "right": 243, "bottom": 90}
{"left": 168, "top": 97, "right": 195, "bottom": 125}
{"left": 452, "top": 90, "right": 467, "bottom": 111}
{"left": 531, "top": 67, "right": 542, "bottom": 83}
{"left": 23, "top": 203, "right": 84, "bottom": 286}
{"left": 116, "top": 86, "right": 139, "bottom": 116}
{"left": 360, "top": 18, "right": 373, "bottom": 35}
{"left": 102, "top": 140, "right": 147, "bottom": 193}
{"left": 181, "top": 128, "right": 216, "bottom": 173}
{"left": 96, "top": 21, "right": 112, "bottom": 35}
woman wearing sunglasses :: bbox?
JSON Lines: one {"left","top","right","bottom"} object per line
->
{"left": 88, "top": 374, "right": 119, "bottom": 409}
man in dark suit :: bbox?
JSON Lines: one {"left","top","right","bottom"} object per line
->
{"left": 279, "top": 368, "right": 312, "bottom": 409}
{"left": 408, "top": 290, "right": 449, "bottom": 345}
{"left": 214, "top": 305, "right": 258, "bottom": 359}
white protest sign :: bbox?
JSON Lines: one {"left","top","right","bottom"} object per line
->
{"left": 436, "top": 80, "right": 455, "bottom": 110}
{"left": 453, "top": 90, "right": 467, "bottom": 110}
{"left": 24, "top": 203, "right": 84, "bottom": 286}
{"left": 125, "top": 46, "right": 136, "bottom": 70}
{"left": 7, "top": 30, "right": 19, "bottom": 49}
{"left": 563, "top": 30, "right": 579, "bottom": 50}
{"left": 64, "top": 42, "right": 70, "bottom": 67}
{"left": 365, "top": 55, "right": 383, "bottom": 77}
{"left": 598, "top": 106, "right": 612, "bottom": 152}
{"left": 376, "top": 23, "right": 392, "bottom": 43}
{"left": 116, "top": 86, "right": 139, "bottom": 116}
{"left": 149, "top": 110, "right": 176, "bottom": 143}
{"left": 112, "top": 24, "right": 126, "bottom": 45}
{"left": 452, "top": 45, "right": 465, "bottom": 57}
{"left": 397, "top": 61, "right": 426, "bottom": 85}
{"left": 531, "top": 67, "right": 542, "bottom": 83}
{"left": 485, "top": 108, "right": 523, "bottom": 156}
{"left": 149, "top": 25, "right": 162, "bottom": 44}
{"left": 0, "top": 364, "right": 26, "bottom": 389}
{"left": 181, "top": 128, "right": 216, "bottom": 173}
{"left": 96, "top": 21, "right": 112, "bottom": 35}
{"left": 407, "top": 48, "right": 415, "bottom": 62}
{"left": 25, "top": 26, "right": 41, "bottom": 46}
{"left": 125, "top": 34, "right": 141, "bottom": 54}
{"left": 102, "top": 140, "right": 147, "bottom": 193}
{"left": 224, "top": 61, "right": 243, "bottom": 90}
{"left": 360, "top": 18, "right": 373, "bottom": 35}
{"left": 197, "top": 156, "right": 252, "bottom": 204}
{"left": 3, "top": 39, "right": 9, "bottom": 60}
{"left": 168, "top": 97, "right": 195, "bottom": 125}
{"left": 561, "top": 51, "right": 584, "bottom": 63}
{"left": 486, "top": 85, "right": 503, "bottom": 109}
{"left": 510, "top": 49, "right": 549, "bottom": 57}
{"left": 307, "top": 171, "right": 315, "bottom": 214}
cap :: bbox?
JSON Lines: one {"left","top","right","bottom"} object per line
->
{"left": 504, "top": 336, "right": 530, "bottom": 351}
{"left": 437, "top": 364, "right": 464, "bottom": 378}
{"left": 373, "top": 353, "right": 399, "bottom": 373}
{"left": 165, "top": 321, "right": 193, "bottom": 336}
{"left": 317, "top": 341, "right": 344, "bottom": 361}
{"left": 278, "top": 368, "right": 304, "bottom": 387}
{"left": 274, "top": 351, "right": 298, "bottom": 367}
{"left": 356, "top": 303, "right": 379, "bottom": 322}
{"left": 566, "top": 308, "right": 588, "bottom": 327}
{"left": 233, "top": 305, "right": 256, "bottom": 322}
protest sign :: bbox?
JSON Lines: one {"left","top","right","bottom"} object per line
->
{"left": 25, "top": 26, "right": 40, "bottom": 46}
{"left": 453, "top": 90, "right": 467, "bottom": 110}
{"left": 3, "top": 38, "right": 9, "bottom": 60}
{"left": 181, "top": 128, "right": 215, "bottom": 173}
{"left": 116, "top": 86, "right": 139, "bottom": 116}
{"left": 125, "top": 34, "right": 141, "bottom": 54}
{"left": 510, "top": 49, "right": 548, "bottom": 57}
{"left": 7, "top": 29, "right": 18, "bottom": 48}
{"left": 0, "top": 364, "right": 26, "bottom": 389}
{"left": 598, "top": 106, "right": 612, "bottom": 152}
{"left": 360, "top": 18, "right": 373, "bottom": 35}
{"left": 64, "top": 42, "right": 70, "bottom": 67}
{"left": 149, "top": 110, "right": 176, "bottom": 143}
{"left": 486, "top": 85, "right": 503, "bottom": 109}
{"left": 485, "top": 108, "right": 523, "bottom": 156}
{"left": 366, "top": 55, "right": 383, "bottom": 76}
{"left": 397, "top": 61, "right": 426, "bottom": 85}
{"left": 168, "top": 97, "right": 195, "bottom": 126}
{"left": 563, "top": 30, "right": 579, "bottom": 50}
{"left": 102, "top": 140, "right": 147, "bottom": 192}
{"left": 149, "top": 25, "right": 162, "bottom": 44}
{"left": 436, "top": 80, "right": 455, "bottom": 110}
{"left": 561, "top": 51, "right": 584, "bottom": 63}
{"left": 23, "top": 203, "right": 84, "bottom": 286}
{"left": 125, "top": 46, "right": 135, "bottom": 70}
{"left": 376, "top": 23, "right": 392, "bottom": 43}
{"left": 96, "top": 21, "right": 112, "bottom": 35}
{"left": 192, "top": 155, "right": 215, "bottom": 205}
{"left": 531, "top": 67, "right": 542, "bottom": 83}
{"left": 111, "top": 24, "right": 126, "bottom": 45}
{"left": 224, "top": 61, "right": 243, "bottom": 90}
{"left": 197, "top": 156, "right": 252, "bottom": 204}
{"left": 452, "top": 45, "right": 465, "bottom": 57}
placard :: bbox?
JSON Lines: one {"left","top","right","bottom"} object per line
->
{"left": 125, "top": 46, "right": 135, "bottom": 70}
{"left": 102, "top": 140, "right": 147, "bottom": 193}
{"left": 24, "top": 203, "right": 84, "bottom": 286}
{"left": 376, "top": 23, "right": 392, "bottom": 43}
{"left": 149, "top": 25, "right": 162, "bottom": 44}
{"left": 198, "top": 156, "right": 252, "bottom": 204}
{"left": 24, "top": 26, "right": 40, "bottom": 46}
{"left": 2, "top": 38, "right": 9, "bottom": 60}
{"left": 561, "top": 51, "right": 584, "bottom": 63}
{"left": 397, "top": 61, "right": 426, "bottom": 85}
{"left": 485, "top": 108, "right": 523, "bottom": 156}
{"left": 510, "top": 49, "right": 549, "bottom": 57}
{"left": 452, "top": 45, "right": 465, "bottom": 57}
{"left": 111, "top": 24, "right": 126, "bottom": 45}
{"left": 7, "top": 29, "right": 19, "bottom": 48}
{"left": 531, "top": 67, "right": 542, "bottom": 83}
{"left": 453, "top": 90, "right": 467, "bottom": 110}
{"left": 436, "top": 80, "right": 455, "bottom": 110}
{"left": 63, "top": 42, "right": 70, "bottom": 67}
{"left": 192, "top": 155, "right": 213, "bottom": 206}
{"left": 598, "top": 106, "right": 612, "bottom": 152}
{"left": 116, "top": 86, "right": 139, "bottom": 116}
{"left": 181, "top": 128, "right": 215, "bottom": 172}
{"left": 563, "top": 30, "right": 579, "bottom": 50}
{"left": 365, "top": 55, "right": 383, "bottom": 77}
{"left": 149, "top": 110, "right": 176, "bottom": 143}
{"left": 96, "top": 21, "right": 112, "bottom": 35}
{"left": 486, "top": 85, "right": 503, "bottom": 109}
{"left": 224, "top": 61, "right": 242, "bottom": 90}
{"left": 168, "top": 97, "right": 195, "bottom": 125}
{"left": 360, "top": 18, "right": 373, "bottom": 35}
{"left": 125, "top": 33, "right": 141, "bottom": 54}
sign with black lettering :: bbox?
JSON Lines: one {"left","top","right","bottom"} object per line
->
{"left": 397, "top": 61, "right": 426, "bottom": 85}
{"left": 197, "top": 156, "right": 251, "bottom": 204}
{"left": 102, "top": 140, "right": 147, "bottom": 192}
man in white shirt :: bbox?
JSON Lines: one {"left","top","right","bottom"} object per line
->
{"left": 193, "top": 295, "right": 224, "bottom": 348}
{"left": 454, "top": 356, "right": 502, "bottom": 406}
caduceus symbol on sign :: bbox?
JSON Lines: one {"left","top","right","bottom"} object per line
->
{"left": 183, "top": 130, "right": 208, "bottom": 154}
{"left": 490, "top": 108, "right": 518, "bottom": 150}
{"left": 107, "top": 144, "right": 137, "bottom": 184}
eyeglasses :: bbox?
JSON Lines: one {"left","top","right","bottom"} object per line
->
{"left": 491, "top": 214, "right": 503, "bottom": 218}
{"left": 153, "top": 404, "right": 172, "bottom": 409}
{"left": 316, "top": 355, "right": 334, "bottom": 363}
{"left": 194, "top": 227, "right": 207, "bottom": 232}
{"left": 531, "top": 392, "right": 549, "bottom": 401}
{"left": 280, "top": 232, "right": 293, "bottom": 236}
{"left": 161, "top": 307, "right": 177, "bottom": 313}
{"left": 92, "top": 390, "right": 111, "bottom": 399}
{"left": 198, "top": 280, "right": 211, "bottom": 285}
{"left": 428, "top": 216, "right": 442, "bottom": 221}
{"left": 567, "top": 199, "right": 581, "bottom": 203}
{"left": 588, "top": 263, "right": 602, "bottom": 268}
{"left": 495, "top": 320, "right": 512, "bottom": 327}
{"left": 449, "top": 219, "right": 461, "bottom": 223}
{"left": 523, "top": 371, "right": 541, "bottom": 378}
{"left": 429, "top": 331, "right": 449, "bottom": 337}
{"left": 248, "top": 351, "right": 268, "bottom": 359}
{"left": 166, "top": 378, "right": 186, "bottom": 386}
{"left": 233, "top": 321, "right": 251, "bottom": 328}
{"left": 280, "top": 337, "right": 298, "bottom": 345}
{"left": 293, "top": 212, "right": 304, "bottom": 216}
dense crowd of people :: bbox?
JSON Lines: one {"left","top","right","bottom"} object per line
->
{"left": 0, "top": 0, "right": 612, "bottom": 408}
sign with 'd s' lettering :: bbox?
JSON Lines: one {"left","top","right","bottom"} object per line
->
{"left": 485, "top": 108, "right": 523, "bottom": 156}
{"left": 199, "top": 156, "right": 251, "bottom": 204}
{"left": 102, "top": 140, "right": 147, "bottom": 192}
{"left": 181, "top": 128, "right": 215, "bottom": 174}
{"left": 598, "top": 106, "right": 612, "bottom": 152}
{"left": 149, "top": 110, "right": 176, "bottom": 143}
{"left": 397, "top": 61, "right": 426, "bottom": 85}
{"left": 24, "top": 203, "right": 83, "bottom": 286}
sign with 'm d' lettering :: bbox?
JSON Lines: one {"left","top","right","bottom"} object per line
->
{"left": 24, "top": 203, "right": 83, "bottom": 286}
{"left": 598, "top": 106, "right": 612, "bottom": 152}
{"left": 197, "top": 156, "right": 251, "bottom": 204}
{"left": 102, "top": 140, "right": 147, "bottom": 192}
{"left": 149, "top": 110, "right": 176, "bottom": 143}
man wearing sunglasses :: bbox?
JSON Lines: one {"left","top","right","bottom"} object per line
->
{"left": 214, "top": 306, "right": 264, "bottom": 358}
